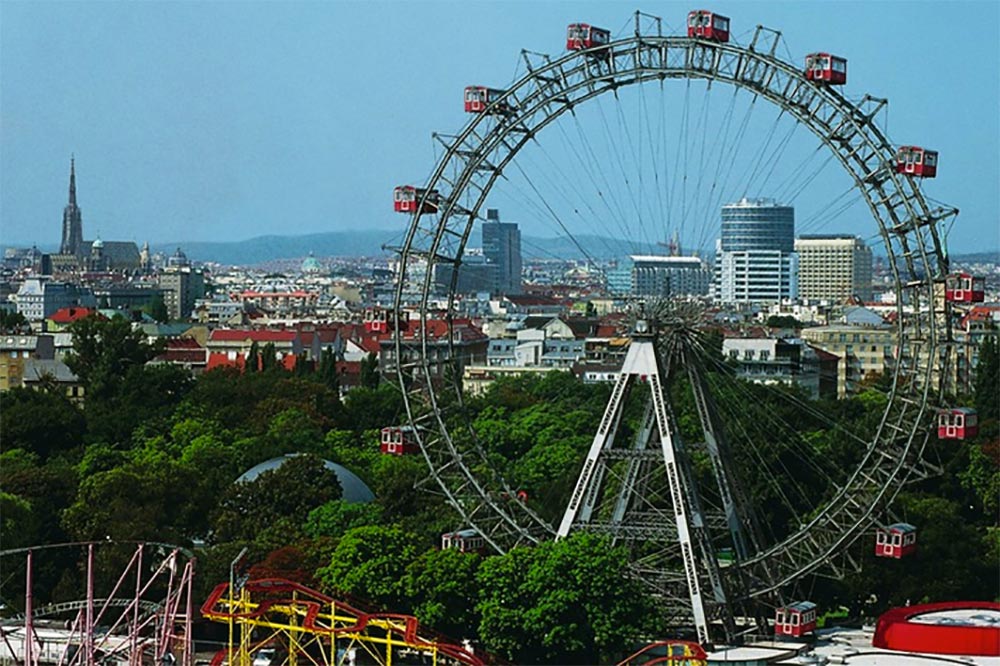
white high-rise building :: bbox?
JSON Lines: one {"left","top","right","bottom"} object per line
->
{"left": 713, "top": 198, "right": 797, "bottom": 304}
{"left": 795, "top": 235, "right": 873, "bottom": 302}
{"left": 615, "top": 255, "right": 712, "bottom": 297}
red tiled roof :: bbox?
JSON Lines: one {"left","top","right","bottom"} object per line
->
{"left": 207, "top": 352, "right": 245, "bottom": 371}
{"left": 209, "top": 329, "right": 298, "bottom": 343}
{"left": 595, "top": 325, "right": 620, "bottom": 338}
{"left": 166, "top": 337, "right": 203, "bottom": 349}
{"left": 206, "top": 351, "right": 300, "bottom": 372}
{"left": 157, "top": 349, "right": 208, "bottom": 364}
{"left": 49, "top": 307, "right": 100, "bottom": 324}
{"left": 394, "top": 319, "right": 487, "bottom": 342}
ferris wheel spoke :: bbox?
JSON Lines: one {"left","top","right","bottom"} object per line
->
{"left": 689, "top": 87, "right": 739, "bottom": 252}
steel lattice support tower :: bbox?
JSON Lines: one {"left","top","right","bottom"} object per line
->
{"left": 557, "top": 318, "right": 746, "bottom": 645}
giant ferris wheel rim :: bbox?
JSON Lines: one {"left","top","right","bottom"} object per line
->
{"left": 392, "top": 27, "right": 952, "bottom": 602}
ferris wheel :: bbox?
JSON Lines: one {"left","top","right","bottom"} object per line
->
{"left": 388, "top": 9, "right": 969, "bottom": 644}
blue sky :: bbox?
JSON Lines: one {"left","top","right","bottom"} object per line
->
{"left": 2, "top": 1, "right": 997, "bottom": 255}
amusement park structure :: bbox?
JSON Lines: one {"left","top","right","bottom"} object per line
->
{"left": 387, "top": 6, "right": 983, "bottom": 644}
{"left": 0, "top": 543, "right": 196, "bottom": 666}
{"left": 200, "top": 578, "right": 488, "bottom": 666}
{"left": 1, "top": 545, "right": 489, "bottom": 666}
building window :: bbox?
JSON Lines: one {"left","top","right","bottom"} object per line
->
{"left": 760, "top": 350, "right": 770, "bottom": 361}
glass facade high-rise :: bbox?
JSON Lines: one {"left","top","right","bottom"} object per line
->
{"left": 714, "top": 198, "right": 798, "bottom": 304}
{"left": 481, "top": 209, "right": 522, "bottom": 295}
{"left": 720, "top": 197, "right": 794, "bottom": 252}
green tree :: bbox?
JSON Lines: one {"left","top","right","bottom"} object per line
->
{"left": 0, "top": 387, "right": 85, "bottom": 459}
{"left": 840, "top": 493, "right": 997, "bottom": 618}
{"left": 211, "top": 454, "right": 343, "bottom": 548}
{"left": 260, "top": 342, "right": 278, "bottom": 372}
{"left": 317, "top": 348, "right": 340, "bottom": 393}
{"left": 305, "top": 500, "right": 384, "bottom": 539}
{"left": 143, "top": 294, "right": 169, "bottom": 323}
{"left": 0, "top": 492, "right": 37, "bottom": 551}
{"left": 293, "top": 352, "right": 312, "bottom": 376}
{"left": 0, "top": 309, "right": 28, "bottom": 333}
{"left": 405, "top": 547, "right": 482, "bottom": 639}
{"left": 247, "top": 545, "right": 323, "bottom": 586}
{"left": 371, "top": 454, "right": 426, "bottom": 520}
{"left": 84, "top": 364, "right": 193, "bottom": 446}
{"left": 246, "top": 341, "right": 260, "bottom": 373}
{"left": 766, "top": 314, "right": 802, "bottom": 329}
{"left": 317, "top": 525, "right": 421, "bottom": 610}
{"left": 476, "top": 533, "right": 658, "bottom": 664}
{"left": 184, "top": 370, "right": 343, "bottom": 434}
{"left": 975, "top": 335, "right": 999, "bottom": 422}
{"left": 62, "top": 456, "right": 206, "bottom": 543}
{"left": 1, "top": 448, "right": 78, "bottom": 547}
{"left": 960, "top": 439, "right": 1000, "bottom": 514}
{"left": 65, "top": 314, "right": 162, "bottom": 393}
{"left": 360, "top": 352, "right": 380, "bottom": 389}
{"left": 341, "top": 384, "right": 403, "bottom": 432}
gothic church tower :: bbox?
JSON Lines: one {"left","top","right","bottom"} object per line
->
{"left": 60, "top": 157, "right": 84, "bottom": 255}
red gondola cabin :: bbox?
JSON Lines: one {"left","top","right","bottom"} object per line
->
{"left": 441, "top": 529, "right": 485, "bottom": 553}
{"left": 805, "top": 53, "right": 847, "bottom": 85}
{"left": 775, "top": 601, "right": 817, "bottom": 638}
{"left": 464, "top": 86, "right": 512, "bottom": 114}
{"left": 938, "top": 408, "right": 978, "bottom": 440}
{"left": 363, "top": 307, "right": 410, "bottom": 333}
{"left": 364, "top": 307, "right": 389, "bottom": 333}
{"left": 687, "top": 10, "right": 730, "bottom": 42}
{"left": 875, "top": 522, "right": 917, "bottom": 559}
{"left": 380, "top": 426, "right": 419, "bottom": 456}
{"left": 945, "top": 273, "right": 986, "bottom": 304}
{"left": 393, "top": 186, "right": 439, "bottom": 214}
{"left": 566, "top": 23, "right": 611, "bottom": 52}
{"left": 896, "top": 146, "right": 938, "bottom": 178}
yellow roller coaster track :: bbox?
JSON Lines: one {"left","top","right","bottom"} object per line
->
{"left": 201, "top": 578, "right": 500, "bottom": 666}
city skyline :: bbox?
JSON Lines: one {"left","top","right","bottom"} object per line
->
{"left": 2, "top": 2, "right": 998, "bottom": 256}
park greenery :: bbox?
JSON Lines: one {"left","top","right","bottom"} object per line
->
{"left": 0, "top": 315, "right": 997, "bottom": 664}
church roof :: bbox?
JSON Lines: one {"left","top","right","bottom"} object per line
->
{"left": 80, "top": 240, "right": 141, "bottom": 268}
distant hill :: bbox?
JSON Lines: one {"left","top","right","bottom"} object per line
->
{"left": 153, "top": 231, "right": 401, "bottom": 265}
{"left": 154, "top": 230, "right": 663, "bottom": 265}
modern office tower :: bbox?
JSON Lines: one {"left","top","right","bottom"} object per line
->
{"left": 795, "top": 235, "right": 873, "bottom": 302}
{"left": 713, "top": 197, "right": 797, "bottom": 304}
{"left": 433, "top": 250, "right": 495, "bottom": 295}
{"left": 481, "top": 209, "right": 522, "bottom": 295}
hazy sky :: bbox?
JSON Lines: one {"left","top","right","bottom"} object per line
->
{"left": 2, "top": 1, "right": 998, "bottom": 254}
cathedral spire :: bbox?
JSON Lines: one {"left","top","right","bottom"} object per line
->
{"left": 69, "top": 155, "right": 77, "bottom": 206}
{"left": 60, "top": 156, "right": 84, "bottom": 256}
